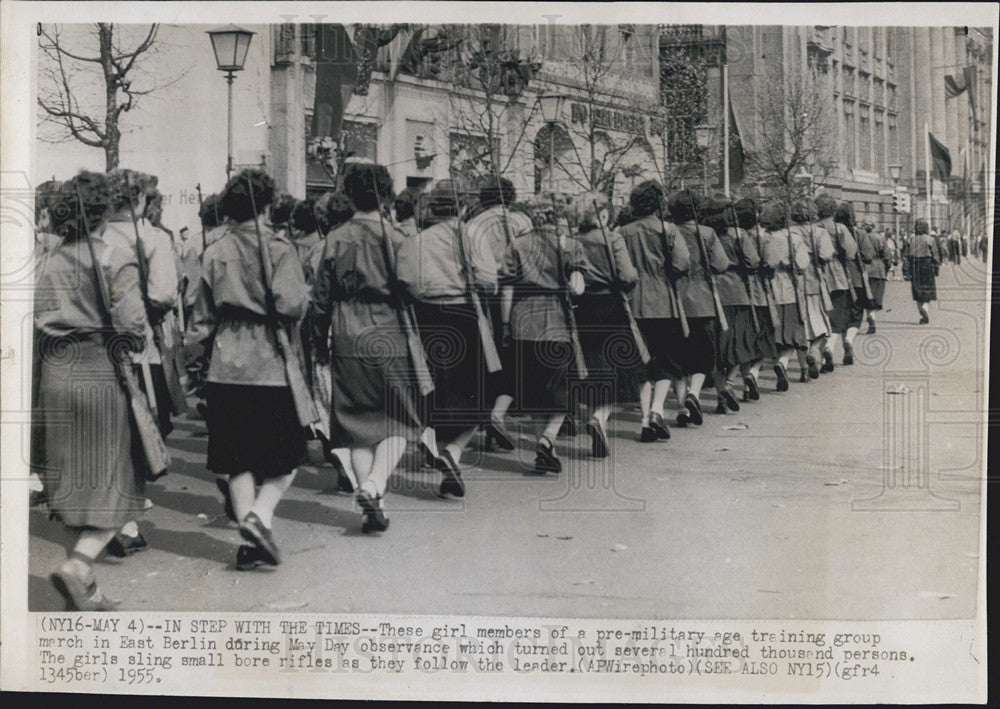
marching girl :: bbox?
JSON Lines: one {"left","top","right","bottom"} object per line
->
{"left": 35, "top": 171, "right": 151, "bottom": 609}
{"left": 814, "top": 194, "right": 858, "bottom": 373}
{"left": 833, "top": 202, "right": 874, "bottom": 365}
{"left": 862, "top": 220, "right": 888, "bottom": 334}
{"left": 789, "top": 199, "right": 835, "bottom": 381}
{"left": 908, "top": 218, "right": 942, "bottom": 324}
{"left": 187, "top": 168, "right": 311, "bottom": 568}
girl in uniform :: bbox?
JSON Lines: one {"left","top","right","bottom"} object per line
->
{"left": 733, "top": 198, "right": 778, "bottom": 400}
{"left": 908, "top": 218, "right": 941, "bottom": 324}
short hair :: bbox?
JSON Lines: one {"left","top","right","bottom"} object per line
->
{"left": 479, "top": 177, "right": 515, "bottom": 209}
{"left": 666, "top": 188, "right": 701, "bottom": 224}
{"left": 271, "top": 192, "right": 297, "bottom": 226}
{"left": 833, "top": 202, "right": 855, "bottom": 231}
{"left": 790, "top": 198, "right": 815, "bottom": 224}
{"left": 733, "top": 198, "right": 757, "bottom": 229}
{"left": 318, "top": 191, "right": 355, "bottom": 232}
{"left": 51, "top": 171, "right": 112, "bottom": 240}
{"left": 815, "top": 192, "right": 837, "bottom": 219}
{"left": 221, "top": 168, "right": 275, "bottom": 222}
{"left": 107, "top": 169, "right": 157, "bottom": 214}
{"left": 629, "top": 180, "right": 664, "bottom": 218}
{"left": 701, "top": 192, "right": 731, "bottom": 235}
{"left": 394, "top": 188, "right": 416, "bottom": 221}
{"left": 342, "top": 162, "right": 393, "bottom": 213}
{"left": 569, "top": 191, "right": 608, "bottom": 231}
{"left": 759, "top": 201, "right": 787, "bottom": 232}
{"left": 292, "top": 197, "right": 319, "bottom": 234}
{"left": 913, "top": 218, "right": 929, "bottom": 235}
{"left": 200, "top": 193, "right": 223, "bottom": 229}
{"left": 613, "top": 203, "right": 635, "bottom": 228}
{"left": 426, "top": 179, "right": 460, "bottom": 218}
{"left": 143, "top": 190, "right": 164, "bottom": 224}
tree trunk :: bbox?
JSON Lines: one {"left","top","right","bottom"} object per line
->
{"left": 98, "top": 24, "right": 120, "bottom": 170}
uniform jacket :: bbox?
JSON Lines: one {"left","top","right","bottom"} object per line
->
{"left": 910, "top": 233, "right": 942, "bottom": 261}
{"left": 186, "top": 220, "right": 309, "bottom": 386}
{"left": 715, "top": 226, "right": 762, "bottom": 307}
{"left": 575, "top": 226, "right": 639, "bottom": 292}
{"left": 865, "top": 231, "right": 888, "bottom": 280}
{"left": 466, "top": 205, "right": 534, "bottom": 266}
{"left": 790, "top": 223, "right": 834, "bottom": 296}
{"left": 309, "top": 212, "right": 410, "bottom": 361}
{"left": 675, "top": 221, "right": 732, "bottom": 318}
{"left": 291, "top": 231, "right": 323, "bottom": 286}
{"left": 617, "top": 213, "right": 690, "bottom": 319}
{"left": 500, "top": 225, "right": 585, "bottom": 342}
{"left": 763, "top": 228, "right": 810, "bottom": 305}
{"left": 397, "top": 217, "right": 498, "bottom": 303}
{"left": 817, "top": 217, "right": 857, "bottom": 292}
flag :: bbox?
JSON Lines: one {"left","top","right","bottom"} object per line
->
{"left": 944, "top": 72, "right": 966, "bottom": 99}
{"left": 727, "top": 99, "right": 745, "bottom": 186}
{"left": 928, "top": 131, "right": 951, "bottom": 180}
{"left": 963, "top": 65, "right": 977, "bottom": 122}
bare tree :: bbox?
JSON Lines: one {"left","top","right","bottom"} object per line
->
{"left": 37, "top": 23, "right": 162, "bottom": 170}
{"left": 742, "top": 67, "right": 837, "bottom": 203}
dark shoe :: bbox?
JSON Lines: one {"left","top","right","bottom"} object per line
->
{"left": 799, "top": 371, "right": 810, "bottom": 383}
{"left": 843, "top": 342, "right": 854, "bottom": 366}
{"left": 675, "top": 411, "right": 690, "bottom": 428}
{"left": 821, "top": 350, "right": 835, "bottom": 373}
{"left": 866, "top": 317, "right": 876, "bottom": 334}
{"left": 106, "top": 531, "right": 149, "bottom": 558}
{"left": 639, "top": 425, "right": 659, "bottom": 441}
{"left": 236, "top": 544, "right": 268, "bottom": 571}
{"left": 714, "top": 402, "right": 727, "bottom": 414}
{"left": 585, "top": 418, "right": 610, "bottom": 458}
{"left": 195, "top": 400, "right": 209, "bottom": 421}
{"left": 485, "top": 417, "right": 515, "bottom": 450}
{"left": 683, "top": 394, "right": 703, "bottom": 426}
{"left": 805, "top": 354, "right": 820, "bottom": 379}
{"left": 50, "top": 561, "right": 118, "bottom": 611}
{"left": 357, "top": 490, "right": 390, "bottom": 534}
{"left": 533, "top": 436, "right": 561, "bottom": 474}
{"left": 437, "top": 449, "right": 466, "bottom": 498}
{"left": 419, "top": 440, "right": 437, "bottom": 469}
{"left": 743, "top": 375, "right": 760, "bottom": 401}
{"left": 557, "top": 416, "right": 579, "bottom": 438}
{"left": 773, "top": 364, "right": 789, "bottom": 392}
{"left": 239, "top": 512, "right": 281, "bottom": 566}
{"left": 919, "top": 313, "right": 929, "bottom": 325}
{"left": 215, "top": 476, "right": 236, "bottom": 522}
{"left": 323, "top": 447, "right": 357, "bottom": 494}
{"left": 649, "top": 411, "right": 671, "bottom": 440}
{"left": 719, "top": 388, "right": 741, "bottom": 412}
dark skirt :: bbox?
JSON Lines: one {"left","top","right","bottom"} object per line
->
{"left": 414, "top": 301, "right": 490, "bottom": 441}
{"left": 206, "top": 383, "right": 307, "bottom": 481}
{"left": 513, "top": 338, "right": 571, "bottom": 415}
{"left": 847, "top": 287, "right": 867, "bottom": 329}
{"left": 868, "top": 278, "right": 886, "bottom": 310}
{"left": 678, "top": 316, "right": 717, "bottom": 376}
{"left": 910, "top": 258, "right": 937, "bottom": 303}
{"left": 752, "top": 305, "right": 779, "bottom": 361}
{"left": 38, "top": 333, "right": 146, "bottom": 529}
{"left": 827, "top": 290, "right": 852, "bottom": 335}
{"left": 328, "top": 352, "right": 423, "bottom": 448}
{"left": 717, "top": 304, "right": 758, "bottom": 370}
{"left": 774, "top": 302, "right": 807, "bottom": 350}
{"left": 485, "top": 297, "right": 515, "bottom": 400}
{"left": 637, "top": 318, "right": 684, "bottom": 382}
{"left": 573, "top": 292, "right": 644, "bottom": 405}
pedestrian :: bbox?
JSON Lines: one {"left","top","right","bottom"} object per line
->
{"left": 814, "top": 193, "right": 858, "bottom": 372}
{"left": 465, "top": 177, "right": 534, "bottom": 451}
{"left": 567, "top": 190, "right": 643, "bottom": 456}
{"left": 884, "top": 230, "right": 900, "bottom": 280}
{"left": 701, "top": 193, "right": 759, "bottom": 413}
{"left": 862, "top": 220, "right": 888, "bottom": 333}
{"left": 732, "top": 198, "right": 779, "bottom": 400}
{"left": 396, "top": 179, "right": 499, "bottom": 489}
{"left": 791, "top": 198, "right": 834, "bottom": 381}
{"left": 978, "top": 234, "right": 988, "bottom": 262}
{"left": 35, "top": 171, "right": 151, "bottom": 609}
{"left": 310, "top": 162, "right": 427, "bottom": 533}
{"left": 761, "top": 200, "right": 809, "bottom": 392}
{"left": 499, "top": 195, "right": 586, "bottom": 474}
{"left": 909, "top": 218, "right": 941, "bottom": 324}
{"left": 834, "top": 202, "right": 875, "bottom": 365}
{"left": 393, "top": 188, "right": 419, "bottom": 237}
{"left": 669, "top": 188, "right": 732, "bottom": 426}
{"left": 948, "top": 229, "right": 961, "bottom": 265}
{"left": 617, "top": 181, "right": 690, "bottom": 440}
{"left": 186, "top": 167, "right": 311, "bottom": 567}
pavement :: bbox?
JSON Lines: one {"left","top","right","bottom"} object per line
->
{"left": 29, "top": 259, "right": 988, "bottom": 619}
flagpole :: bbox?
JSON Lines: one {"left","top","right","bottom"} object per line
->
{"left": 924, "top": 122, "right": 933, "bottom": 230}
{"left": 723, "top": 61, "right": 730, "bottom": 198}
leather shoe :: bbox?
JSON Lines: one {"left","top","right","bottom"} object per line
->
{"left": 743, "top": 375, "right": 760, "bottom": 401}
{"left": 639, "top": 425, "right": 659, "bottom": 441}
{"left": 533, "top": 436, "right": 561, "bottom": 474}
{"left": 239, "top": 512, "right": 281, "bottom": 566}
{"left": 357, "top": 490, "right": 390, "bottom": 533}
{"left": 821, "top": 350, "right": 835, "bottom": 373}
{"left": 773, "top": 363, "right": 789, "bottom": 392}
{"left": 649, "top": 411, "right": 671, "bottom": 440}
{"left": 50, "top": 560, "right": 118, "bottom": 611}
{"left": 106, "top": 531, "right": 149, "bottom": 558}
{"left": 683, "top": 394, "right": 703, "bottom": 426}
{"left": 805, "top": 354, "right": 820, "bottom": 379}
{"left": 485, "top": 418, "right": 516, "bottom": 450}
{"left": 719, "top": 388, "right": 741, "bottom": 412}
{"left": 843, "top": 342, "right": 854, "bottom": 366}
{"left": 437, "top": 450, "right": 466, "bottom": 498}
{"left": 236, "top": 544, "right": 268, "bottom": 571}
{"left": 586, "top": 418, "right": 610, "bottom": 458}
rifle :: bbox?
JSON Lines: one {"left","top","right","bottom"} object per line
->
{"left": 655, "top": 205, "right": 690, "bottom": 338}
{"left": 124, "top": 173, "right": 188, "bottom": 416}
{"left": 593, "top": 199, "right": 650, "bottom": 364}
{"left": 550, "top": 195, "right": 588, "bottom": 379}
{"left": 245, "top": 175, "right": 320, "bottom": 430}
{"left": 807, "top": 222, "right": 834, "bottom": 334}
{"left": 76, "top": 188, "right": 170, "bottom": 479}
{"left": 449, "top": 179, "right": 502, "bottom": 373}
{"left": 828, "top": 217, "right": 860, "bottom": 304}
{"left": 849, "top": 209, "right": 874, "bottom": 302}
{"left": 686, "top": 192, "right": 728, "bottom": 331}
{"left": 751, "top": 220, "right": 781, "bottom": 326}
{"left": 726, "top": 204, "right": 761, "bottom": 335}
{"left": 372, "top": 180, "right": 435, "bottom": 397}
{"left": 784, "top": 206, "right": 807, "bottom": 327}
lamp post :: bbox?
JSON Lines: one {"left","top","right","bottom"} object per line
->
{"left": 538, "top": 93, "right": 565, "bottom": 193}
{"left": 207, "top": 25, "right": 256, "bottom": 179}
{"left": 694, "top": 123, "right": 715, "bottom": 192}
{"left": 889, "top": 163, "right": 902, "bottom": 239}
{"left": 794, "top": 166, "right": 814, "bottom": 198}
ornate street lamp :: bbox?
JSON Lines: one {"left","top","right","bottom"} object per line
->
{"left": 207, "top": 25, "right": 256, "bottom": 178}
{"left": 889, "top": 164, "right": 903, "bottom": 182}
{"left": 538, "top": 93, "right": 566, "bottom": 192}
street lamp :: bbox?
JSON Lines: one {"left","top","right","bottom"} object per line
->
{"left": 538, "top": 93, "right": 565, "bottom": 192}
{"left": 693, "top": 123, "right": 715, "bottom": 191}
{"left": 794, "top": 166, "right": 814, "bottom": 196}
{"left": 889, "top": 163, "right": 903, "bottom": 237}
{"left": 207, "top": 25, "right": 256, "bottom": 179}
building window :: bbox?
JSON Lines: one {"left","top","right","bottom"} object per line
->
{"left": 343, "top": 120, "right": 378, "bottom": 162}
{"left": 888, "top": 113, "right": 897, "bottom": 165}
{"left": 874, "top": 108, "right": 885, "bottom": 174}
{"left": 844, "top": 67, "right": 855, "bottom": 97}
{"left": 844, "top": 100, "right": 856, "bottom": 170}
{"left": 859, "top": 104, "right": 870, "bottom": 170}
{"left": 275, "top": 23, "right": 296, "bottom": 60}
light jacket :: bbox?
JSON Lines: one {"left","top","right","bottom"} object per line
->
{"left": 396, "top": 217, "right": 498, "bottom": 303}
{"left": 763, "top": 228, "right": 810, "bottom": 305}
{"left": 618, "top": 213, "right": 690, "bottom": 319}
{"left": 675, "top": 221, "right": 733, "bottom": 318}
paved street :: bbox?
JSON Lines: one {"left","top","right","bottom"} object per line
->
{"left": 29, "top": 262, "right": 987, "bottom": 619}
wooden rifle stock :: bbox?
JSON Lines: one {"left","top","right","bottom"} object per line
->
{"left": 76, "top": 188, "right": 170, "bottom": 479}
{"left": 752, "top": 223, "right": 781, "bottom": 326}
{"left": 687, "top": 193, "right": 728, "bottom": 331}
{"left": 655, "top": 206, "right": 690, "bottom": 338}
{"left": 593, "top": 200, "right": 650, "bottom": 364}
{"left": 550, "top": 196, "right": 588, "bottom": 379}
{"left": 726, "top": 204, "right": 761, "bottom": 335}
{"left": 807, "top": 223, "right": 835, "bottom": 334}
{"left": 245, "top": 176, "right": 320, "bottom": 430}
{"left": 854, "top": 227, "right": 875, "bottom": 302}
